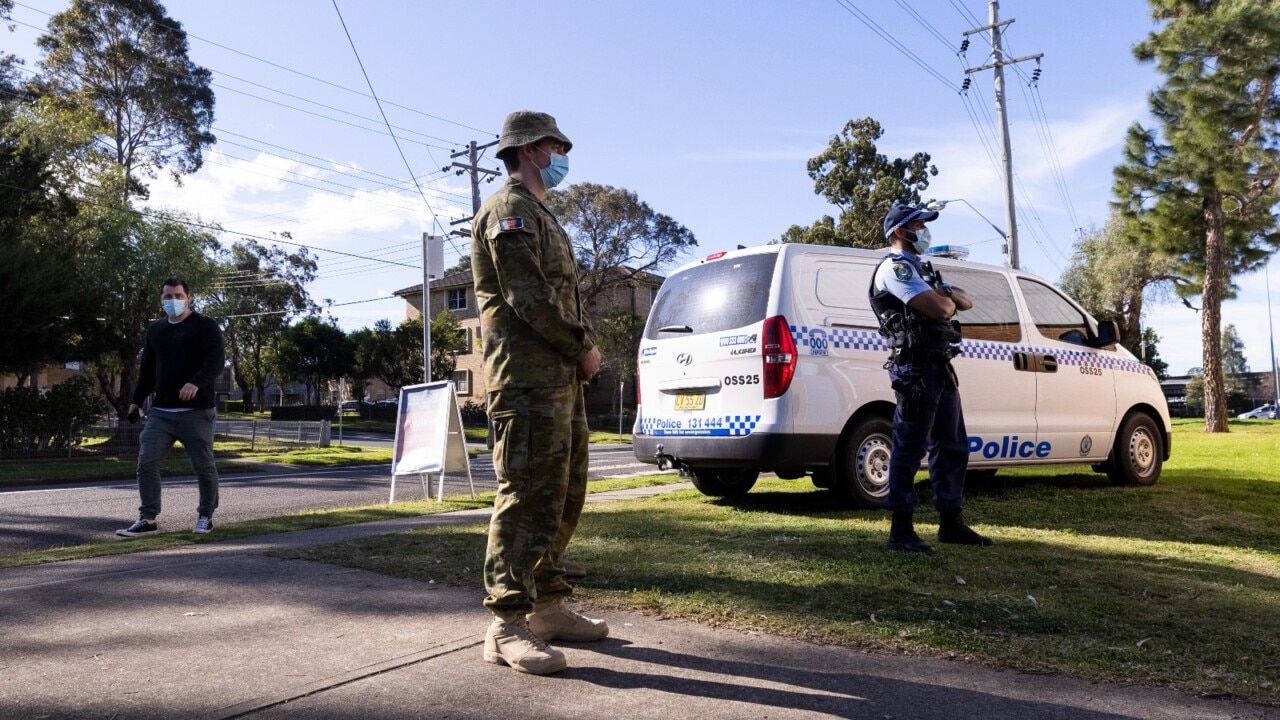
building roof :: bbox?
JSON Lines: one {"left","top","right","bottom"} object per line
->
{"left": 393, "top": 266, "right": 665, "bottom": 298}
{"left": 393, "top": 270, "right": 474, "bottom": 298}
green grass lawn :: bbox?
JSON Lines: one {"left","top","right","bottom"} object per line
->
{"left": 0, "top": 444, "right": 395, "bottom": 487}
{"left": 280, "top": 418, "right": 1280, "bottom": 703}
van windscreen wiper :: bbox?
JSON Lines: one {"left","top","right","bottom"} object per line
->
{"left": 658, "top": 324, "right": 693, "bottom": 333}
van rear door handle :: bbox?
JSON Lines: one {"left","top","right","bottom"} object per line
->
{"left": 1041, "top": 354, "right": 1058, "bottom": 373}
{"left": 1013, "top": 352, "right": 1031, "bottom": 371}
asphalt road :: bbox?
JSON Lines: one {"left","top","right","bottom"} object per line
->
{"left": 0, "top": 444, "right": 660, "bottom": 556}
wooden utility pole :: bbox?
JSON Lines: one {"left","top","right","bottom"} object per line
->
{"left": 964, "top": 1, "right": 1041, "bottom": 270}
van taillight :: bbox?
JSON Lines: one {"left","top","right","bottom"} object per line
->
{"left": 762, "top": 315, "right": 796, "bottom": 399}
{"left": 635, "top": 352, "right": 642, "bottom": 404}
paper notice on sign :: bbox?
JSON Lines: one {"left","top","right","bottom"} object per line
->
{"left": 389, "top": 380, "right": 473, "bottom": 502}
{"left": 392, "top": 382, "right": 450, "bottom": 476}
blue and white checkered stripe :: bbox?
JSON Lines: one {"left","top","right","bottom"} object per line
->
{"left": 789, "top": 326, "right": 1153, "bottom": 377}
{"left": 636, "top": 415, "right": 762, "bottom": 437}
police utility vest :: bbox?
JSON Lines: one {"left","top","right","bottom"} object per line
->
{"left": 868, "top": 253, "right": 962, "bottom": 360}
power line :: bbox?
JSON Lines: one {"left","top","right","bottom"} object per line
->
{"left": 216, "top": 138, "right": 473, "bottom": 203}
{"left": 212, "top": 68, "right": 461, "bottom": 146}
{"left": 209, "top": 80, "right": 455, "bottom": 153}
{"left": 0, "top": 175, "right": 426, "bottom": 270}
{"left": 830, "top": 0, "right": 960, "bottom": 92}
{"left": 894, "top": 0, "right": 956, "bottom": 51}
{"left": 331, "top": 1, "right": 445, "bottom": 239}
{"left": 10, "top": 0, "right": 493, "bottom": 137}
{"left": 948, "top": 0, "right": 984, "bottom": 29}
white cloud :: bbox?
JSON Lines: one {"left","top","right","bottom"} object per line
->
{"left": 140, "top": 150, "right": 473, "bottom": 324}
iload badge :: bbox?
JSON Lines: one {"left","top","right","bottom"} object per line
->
{"left": 893, "top": 263, "right": 913, "bottom": 282}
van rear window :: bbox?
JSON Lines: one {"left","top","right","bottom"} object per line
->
{"left": 645, "top": 253, "right": 778, "bottom": 339}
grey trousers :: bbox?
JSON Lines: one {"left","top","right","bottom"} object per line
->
{"left": 135, "top": 408, "right": 220, "bottom": 519}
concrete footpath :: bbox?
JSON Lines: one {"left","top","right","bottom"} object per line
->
{"left": 1, "top": 486, "right": 1275, "bottom": 720}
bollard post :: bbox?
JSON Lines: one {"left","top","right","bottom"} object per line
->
{"left": 250, "top": 419, "right": 258, "bottom": 452}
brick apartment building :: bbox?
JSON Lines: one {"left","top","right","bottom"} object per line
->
{"left": 393, "top": 268, "right": 663, "bottom": 414}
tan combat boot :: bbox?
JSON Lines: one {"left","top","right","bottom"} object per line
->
{"left": 561, "top": 557, "right": 587, "bottom": 578}
{"left": 483, "top": 616, "right": 567, "bottom": 675}
{"left": 527, "top": 598, "right": 609, "bottom": 642}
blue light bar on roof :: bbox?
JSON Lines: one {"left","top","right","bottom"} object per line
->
{"left": 926, "top": 245, "right": 970, "bottom": 260}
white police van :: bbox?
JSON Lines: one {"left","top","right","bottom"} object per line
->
{"left": 632, "top": 243, "right": 1171, "bottom": 507}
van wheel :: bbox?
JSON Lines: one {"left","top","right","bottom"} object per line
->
{"left": 1106, "top": 413, "right": 1163, "bottom": 486}
{"left": 689, "top": 468, "right": 759, "bottom": 497}
{"left": 836, "top": 417, "right": 893, "bottom": 509}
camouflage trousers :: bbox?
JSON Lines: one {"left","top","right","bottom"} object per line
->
{"left": 482, "top": 383, "right": 588, "bottom": 619}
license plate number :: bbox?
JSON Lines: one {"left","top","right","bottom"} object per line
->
{"left": 674, "top": 393, "right": 705, "bottom": 411}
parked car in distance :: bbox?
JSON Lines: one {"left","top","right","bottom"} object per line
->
{"left": 1237, "top": 404, "right": 1278, "bottom": 419}
{"left": 339, "top": 400, "right": 363, "bottom": 416}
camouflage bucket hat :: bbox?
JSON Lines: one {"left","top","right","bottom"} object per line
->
{"left": 495, "top": 110, "right": 572, "bottom": 158}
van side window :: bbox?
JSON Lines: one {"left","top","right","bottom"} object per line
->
{"left": 945, "top": 268, "right": 1021, "bottom": 343}
{"left": 1018, "top": 279, "right": 1091, "bottom": 345}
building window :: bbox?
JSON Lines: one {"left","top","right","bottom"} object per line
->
{"left": 446, "top": 288, "right": 467, "bottom": 311}
{"left": 451, "top": 369, "right": 471, "bottom": 395}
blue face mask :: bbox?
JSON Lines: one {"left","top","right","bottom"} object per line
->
{"left": 538, "top": 148, "right": 569, "bottom": 189}
{"left": 162, "top": 298, "right": 187, "bottom": 318}
{"left": 906, "top": 228, "right": 936, "bottom": 256}
{"left": 910, "top": 227, "right": 932, "bottom": 255}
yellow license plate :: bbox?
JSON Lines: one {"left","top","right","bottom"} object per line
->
{"left": 674, "top": 393, "right": 705, "bottom": 411}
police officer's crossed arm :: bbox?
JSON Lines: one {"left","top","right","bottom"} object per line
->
{"left": 907, "top": 285, "right": 971, "bottom": 321}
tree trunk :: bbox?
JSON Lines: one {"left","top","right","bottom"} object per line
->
{"left": 232, "top": 357, "right": 254, "bottom": 413}
{"left": 1201, "top": 194, "right": 1229, "bottom": 432}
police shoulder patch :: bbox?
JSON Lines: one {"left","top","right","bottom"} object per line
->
{"left": 893, "top": 263, "right": 913, "bottom": 282}
{"left": 498, "top": 216, "right": 524, "bottom": 231}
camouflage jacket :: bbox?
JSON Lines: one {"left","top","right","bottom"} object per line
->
{"left": 471, "top": 178, "right": 595, "bottom": 390}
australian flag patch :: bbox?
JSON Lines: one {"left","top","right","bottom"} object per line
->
{"left": 498, "top": 217, "right": 524, "bottom": 231}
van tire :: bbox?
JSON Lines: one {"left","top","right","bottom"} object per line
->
{"left": 836, "top": 417, "right": 893, "bottom": 509}
{"left": 690, "top": 468, "right": 759, "bottom": 497}
{"left": 1105, "top": 413, "right": 1162, "bottom": 486}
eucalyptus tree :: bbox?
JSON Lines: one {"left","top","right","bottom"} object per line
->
{"left": 781, "top": 117, "right": 936, "bottom": 248}
{"left": 546, "top": 182, "right": 696, "bottom": 311}
{"left": 36, "top": 0, "right": 215, "bottom": 200}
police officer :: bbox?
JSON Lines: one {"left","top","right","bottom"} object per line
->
{"left": 471, "top": 111, "right": 607, "bottom": 675}
{"left": 870, "top": 204, "right": 993, "bottom": 553}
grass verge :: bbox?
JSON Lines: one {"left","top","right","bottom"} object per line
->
{"left": 0, "top": 445, "right": 396, "bottom": 487}
{"left": 277, "top": 419, "right": 1280, "bottom": 704}
{"left": 0, "top": 474, "right": 681, "bottom": 570}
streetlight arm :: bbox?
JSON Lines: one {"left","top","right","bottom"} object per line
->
{"left": 928, "top": 199, "right": 1008, "bottom": 240}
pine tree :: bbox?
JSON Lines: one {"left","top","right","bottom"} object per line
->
{"left": 1113, "top": 0, "right": 1280, "bottom": 432}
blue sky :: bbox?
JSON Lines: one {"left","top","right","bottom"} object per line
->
{"left": 6, "top": 0, "right": 1279, "bottom": 376}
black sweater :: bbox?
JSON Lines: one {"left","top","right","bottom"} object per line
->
{"left": 131, "top": 312, "right": 226, "bottom": 410}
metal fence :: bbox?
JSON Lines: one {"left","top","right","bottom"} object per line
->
{"left": 0, "top": 418, "right": 332, "bottom": 459}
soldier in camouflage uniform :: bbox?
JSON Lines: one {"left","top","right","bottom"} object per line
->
{"left": 471, "top": 111, "right": 607, "bottom": 675}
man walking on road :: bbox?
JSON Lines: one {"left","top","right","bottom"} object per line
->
{"left": 117, "top": 277, "right": 226, "bottom": 539}
{"left": 471, "top": 111, "right": 606, "bottom": 675}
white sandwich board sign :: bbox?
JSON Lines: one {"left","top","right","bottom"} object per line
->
{"left": 389, "top": 380, "right": 474, "bottom": 502}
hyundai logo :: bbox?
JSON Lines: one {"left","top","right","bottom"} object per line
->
{"left": 676, "top": 353, "right": 693, "bottom": 366}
